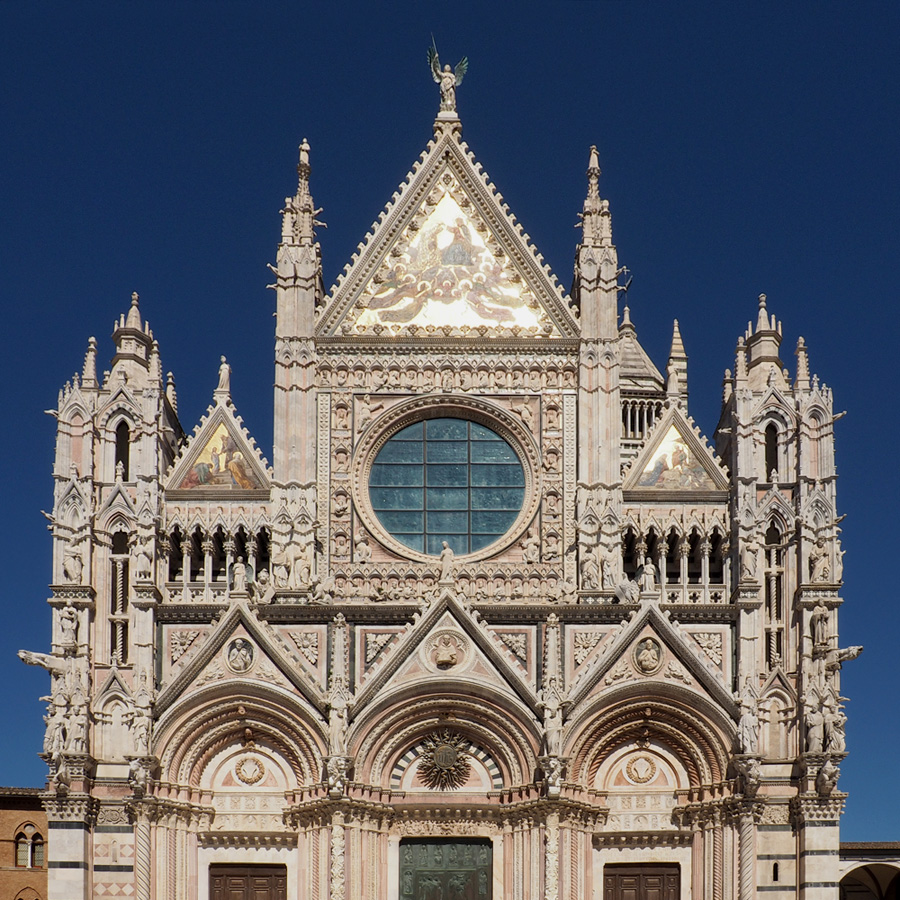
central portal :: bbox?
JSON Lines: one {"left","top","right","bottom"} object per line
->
{"left": 400, "top": 838, "right": 492, "bottom": 899}
{"left": 603, "top": 864, "right": 680, "bottom": 900}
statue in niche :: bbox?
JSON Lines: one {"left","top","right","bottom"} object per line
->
{"left": 59, "top": 601, "right": 78, "bottom": 650}
{"left": 741, "top": 538, "right": 759, "bottom": 581}
{"left": 231, "top": 557, "right": 248, "bottom": 593}
{"left": 638, "top": 558, "right": 658, "bottom": 594}
{"left": 133, "top": 540, "right": 153, "bottom": 581}
{"left": 601, "top": 544, "right": 619, "bottom": 590}
{"left": 538, "top": 676, "right": 565, "bottom": 756}
{"left": 65, "top": 704, "right": 86, "bottom": 753}
{"left": 62, "top": 551, "right": 84, "bottom": 585}
{"left": 805, "top": 698, "right": 825, "bottom": 753}
{"left": 737, "top": 683, "right": 760, "bottom": 754}
{"left": 810, "top": 601, "right": 829, "bottom": 647}
{"left": 824, "top": 700, "right": 846, "bottom": 753}
{"left": 522, "top": 530, "right": 540, "bottom": 565}
{"left": 579, "top": 547, "right": 600, "bottom": 590}
{"left": 327, "top": 676, "right": 351, "bottom": 756}
{"left": 43, "top": 695, "right": 67, "bottom": 757}
{"left": 809, "top": 538, "right": 830, "bottom": 583}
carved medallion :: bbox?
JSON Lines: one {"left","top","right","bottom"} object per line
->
{"left": 419, "top": 731, "right": 471, "bottom": 790}
{"left": 633, "top": 637, "right": 663, "bottom": 675}
{"left": 625, "top": 755, "right": 657, "bottom": 785}
{"left": 235, "top": 756, "right": 265, "bottom": 785}
{"left": 224, "top": 638, "right": 255, "bottom": 674}
{"left": 424, "top": 631, "right": 469, "bottom": 672}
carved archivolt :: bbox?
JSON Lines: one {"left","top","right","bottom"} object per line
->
{"left": 154, "top": 687, "right": 325, "bottom": 788}
{"left": 567, "top": 691, "right": 733, "bottom": 789}
{"left": 350, "top": 395, "right": 543, "bottom": 564}
{"left": 352, "top": 694, "right": 538, "bottom": 787}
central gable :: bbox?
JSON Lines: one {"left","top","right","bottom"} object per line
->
{"left": 318, "top": 132, "right": 579, "bottom": 340}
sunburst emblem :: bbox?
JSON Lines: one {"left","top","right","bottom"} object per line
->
{"left": 418, "top": 730, "right": 471, "bottom": 790}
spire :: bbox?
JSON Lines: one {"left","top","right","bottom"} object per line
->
{"left": 620, "top": 304, "right": 634, "bottom": 331}
{"left": 579, "top": 145, "right": 611, "bottom": 247}
{"left": 81, "top": 337, "right": 97, "bottom": 389}
{"left": 112, "top": 291, "right": 152, "bottom": 370}
{"left": 755, "top": 292, "right": 769, "bottom": 333}
{"left": 795, "top": 336, "right": 810, "bottom": 393}
{"left": 666, "top": 319, "right": 688, "bottom": 402}
{"left": 280, "top": 139, "right": 320, "bottom": 246}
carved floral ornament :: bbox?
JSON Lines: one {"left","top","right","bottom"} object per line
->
{"left": 350, "top": 395, "right": 543, "bottom": 564}
{"left": 235, "top": 755, "right": 265, "bottom": 785}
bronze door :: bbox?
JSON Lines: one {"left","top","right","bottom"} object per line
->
{"left": 603, "top": 864, "right": 679, "bottom": 900}
{"left": 209, "top": 864, "right": 287, "bottom": 900}
{"left": 400, "top": 838, "right": 492, "bottom": 899}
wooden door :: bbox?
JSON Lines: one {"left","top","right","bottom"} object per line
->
{"left": 209, "top": 864, "right": 287, "bottom": 900}
{"left": 603, "top": 864, "right": 679, "bottom": 900}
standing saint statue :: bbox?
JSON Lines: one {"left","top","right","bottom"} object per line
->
{"left": 428, "top": 42, "right": 468, "bottom": 113}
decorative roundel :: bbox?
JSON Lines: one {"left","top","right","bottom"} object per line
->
{"left": 224, "top": 638, "right": 255, "bottom": 674}
{"left": 633, "top": 637, "right": 663, "bottom": 676}
{"left": 352, "top": 396, "right": 542, "bottom": 564}
{"left": 234, "top": 756, "right": 265, "bottom": 785}
{"left": 625, "top": 754, "right": 657, "bottom": 785}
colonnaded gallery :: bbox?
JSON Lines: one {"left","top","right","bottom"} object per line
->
{"left": 20, "top": 63, "right": 863, "bottom": 900}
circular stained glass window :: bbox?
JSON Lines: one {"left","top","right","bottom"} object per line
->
{"left": 368, "top": 417, "right": 525, "bottom": 556}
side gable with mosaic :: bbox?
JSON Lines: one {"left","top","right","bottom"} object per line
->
{"left": 24, "top": 57, "right": 859, "bottom": 900}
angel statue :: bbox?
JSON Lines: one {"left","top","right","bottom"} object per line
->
{"left": 428, "top": 42, "right": 468, "bottom": 113}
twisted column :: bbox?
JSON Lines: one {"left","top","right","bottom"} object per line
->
{"left": 738, "top": 811, "right": 755, "bottom": 900}
{"left": 135, "top": 818, "right": 152, "bottom": 900}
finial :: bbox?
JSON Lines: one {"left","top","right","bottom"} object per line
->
{"left": 428, "top": 41, "right": 467, "bottom": 118}
{"left": 166, "top": 372, "right": 178, "bottom": 414}
{"left": 587, "top": 145, "right": 601, "bottom": 198}
{"left": 82, "top": 336, "right": 98, "bottom": 388}
{"left": 795, "top": 336, "right": 810, "bottom": 392}
{"left": 621, "top": 305, "right": 633, "bottom": 329}
{"left": 756, "top": 292, "right": 770, "bottom": 333}
{"left": 298, "top": 138, "right": 311, "bottom": 187}
{"left": 126, "top": 291, "right": 142, "bottom": 329}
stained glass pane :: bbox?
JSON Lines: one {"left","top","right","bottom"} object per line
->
{"left": 369, "top": 418, "right": 524, "bottom": 555}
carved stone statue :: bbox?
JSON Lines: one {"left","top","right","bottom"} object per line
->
{"left": 231, "top": 557, "right": 247, "bottom": 593}
{"left": 824, "top": 701, "right": 846, "bottom": 753}
{"left": 251, "top": 567, "right": 275, "bottom": 604}
{"left": 738, "top": 687, "right": 760, "bottom": 755}
{"left": 734, "top": 755, "right": 760, "bottom": 797}
{"left": 810, "top": 601, "right": 829, "bottom": 647}
{"left": 579, "top": 547, "right": 600, "bottom": 590}
{"left": 741, "top": 539, "right": 758, "bottom": 581}
{"left": 542, "top": 755, "right": 565, "bottom": 798}
{"left": 809, "top": 538, "right": 830, "bottom": 583}
{"left": 522, "top": 530, "right": 540, "bottom": 565}
{"left": 538, "top": 678, "right": 564, "bottom": 757}
{"left": 216, "top": 355, "right": 231, "bottom": 393}
{"left": 614, "top": 578, "right": 640, "bottom": 604}
{"left": 62, "top": 552, "right": 84, "bottom": 585}
{"left": 428, "top": 44, "right": 468, "bottom": 114}
{"left": 816, "top": 758, "right": 839, "bottom": 796}
{"left": 638, "top": 559, "right": 658, "bottom": 594}
{"left": 59, "top": 601, "right": 78, "bottom": 650}
{"left": 439, "top": 542, "right": 455, "bottom": 583}
{"left": 328, "top": 677, "right": 351, "bottom": 756}
{"left": 355, "top": 534, "right": 372, "bottom": 563}
{"left": 805, "top": 700, "right": 825, "bottom": 753}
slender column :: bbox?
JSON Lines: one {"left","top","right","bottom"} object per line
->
{"left": 135, "top": 817, "right": 152, "bottom": 900}
{"left": 331, "top": 810, "right": 346, "bottom": 900}
{"left": 738, "top": 812, "right": 754, "bottom": 900}
{"left": 701, "top": 536, "right": 711, "bottom": 601}
{"left": 544, "top": 812, "right": 559, "bottom": 900}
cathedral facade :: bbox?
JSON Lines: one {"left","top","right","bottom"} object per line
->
{"left": 23, "top": 74, "right": 857, "bottom": 900}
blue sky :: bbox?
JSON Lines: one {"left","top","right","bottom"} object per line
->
{"left": 1, "top": 2, "right": 898, "bottom": 839}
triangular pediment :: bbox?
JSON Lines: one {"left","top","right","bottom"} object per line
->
{"left": 353, "top": 591, "right": 538, "bottom": 713}
{"left": 567, "top": 600, "right": 737, "bottom": 717}
{"left": 165, "top": 402, "right": 270, "bottom": 494}
{"left": 318, "top": 131, "right": 579, "bottom": 340}
{"left": 155, "top": 603, "right": 326, "bottom": 715}
{"left": 623, "top": 408, "right": 729, "bottom": 492}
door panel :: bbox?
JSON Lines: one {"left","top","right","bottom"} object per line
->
{"left": 209, "top": 864, "right": 287, "bottom": 900}
{"left": 604, "top": 864, "right": 679, "bottom": 900}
